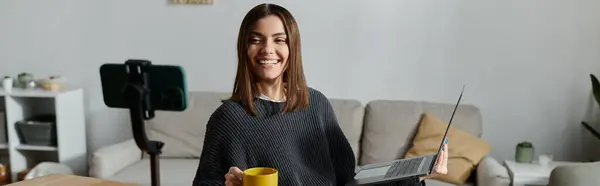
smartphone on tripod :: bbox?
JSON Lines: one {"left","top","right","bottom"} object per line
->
{"left": 99, "top": 59, "right": 188, "bottom": 111}
{"left": 98, "top": 59, "right": 188, "bottom": 186}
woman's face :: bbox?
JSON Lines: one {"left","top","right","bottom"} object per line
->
{"left": 247, "top": 15, "right": 289, "bottom": 83}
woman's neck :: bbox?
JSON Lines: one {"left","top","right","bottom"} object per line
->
{"left": 256, "top": 79, "right": 286, "bottom": 101}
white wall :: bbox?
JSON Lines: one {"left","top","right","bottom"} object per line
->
{"left": 1, "top": 0, "right": 600, "bottom": 162}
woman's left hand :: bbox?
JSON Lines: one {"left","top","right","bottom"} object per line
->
{"left": 420, "top": 138, "right": 448, "bottom": 181}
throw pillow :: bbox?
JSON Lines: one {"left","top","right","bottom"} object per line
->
{"left": 404, "top": 112, "right": 491, "bottom": 185}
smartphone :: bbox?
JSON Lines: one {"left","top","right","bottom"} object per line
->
{"left": 99, "top": 60, "right": 188, "bottom": 111}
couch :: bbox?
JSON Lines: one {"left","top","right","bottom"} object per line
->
{"left": 88, "top": 91, "right": 510, "bottom": 186}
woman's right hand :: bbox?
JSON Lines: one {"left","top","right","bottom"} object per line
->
{"left": 225, "top": 167, "right": 243, "bottom": 186}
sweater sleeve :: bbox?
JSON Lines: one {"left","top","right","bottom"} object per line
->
{"left": 192, "top": 109, "right": 229, "bottom": 186}
{"left": 320, "top": 97, "right": 358, "bottom": 185}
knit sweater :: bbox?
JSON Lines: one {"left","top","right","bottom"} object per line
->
{"left": 192, "top": 88, "right": 424, "bottom": 186}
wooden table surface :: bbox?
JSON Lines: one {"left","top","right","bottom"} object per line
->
{"left": 6, "top": 174, "right": 137, "bottom": 186}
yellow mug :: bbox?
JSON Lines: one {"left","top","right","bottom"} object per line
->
{"left": 242, "top": 167, "right": 278, "bottom": 186}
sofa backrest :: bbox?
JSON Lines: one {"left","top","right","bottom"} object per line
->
{"left": 145, "top": 91, "right": 230, "bottom": 158}
{"left": 144, "top": 91, "right": 367, "bottom": 159}
{"left": 143, "top": 91, "right": 482, "bottom": 165}
{"left": 145, "top": 91, "right": 366, "bottom": 160}
{"left": 327, "top": 98, "right": 364, "bottom": 163}
{"left": 358, "top": 100, "right": 482, "bottom": 165}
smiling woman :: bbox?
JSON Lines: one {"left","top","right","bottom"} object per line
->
{"left": 231, "top": 3, "right": 308, "bottom": 116}
{"left": 191, "top": 3, "right": 445, "bottom": 186}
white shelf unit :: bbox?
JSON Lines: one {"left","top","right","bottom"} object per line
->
{"left": 0, "top": 87, "right": 86, "bottom": 182}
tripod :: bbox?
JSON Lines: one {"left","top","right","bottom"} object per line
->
{"left": 124, "top": 60, "right": 163, "bottom": 186}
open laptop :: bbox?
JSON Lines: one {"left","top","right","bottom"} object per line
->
{"left": 346, "top": 86, "right": 465, "bottom": 186}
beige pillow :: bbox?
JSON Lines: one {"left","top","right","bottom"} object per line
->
{"left": 404, "top": 113, "right": 491, "bottom": 185}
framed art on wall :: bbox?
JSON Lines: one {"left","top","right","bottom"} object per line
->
{"left": 170, "top": 0, "right": 213, "bottom": 5}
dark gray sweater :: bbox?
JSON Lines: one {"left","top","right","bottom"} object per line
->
{"left": 192, "top": 88, "right": 423, "bottom": 186}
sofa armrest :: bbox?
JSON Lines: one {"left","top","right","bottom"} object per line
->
{"left": 476, "top": 156, "right": 510, "bottom": 186}
{"left": 89, "top": 138, "right": 142, "bottom": 178}
{"left": 549, "top": 161, "right": 600, "bottom": 186}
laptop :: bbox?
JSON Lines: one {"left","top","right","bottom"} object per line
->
{"left": 346, "top": 86, "right": 465, "bottom": 186}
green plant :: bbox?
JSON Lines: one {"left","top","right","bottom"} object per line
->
{"left": 583, "top": 74, "right": 600, "bottom": 143}
{"left": 591, "top": 74, "right": 600, "bottom": 108}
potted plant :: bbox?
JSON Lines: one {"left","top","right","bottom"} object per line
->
{"left": 582, "top": 74, "right": 600, "bottom": 140}
{"left": 17, "top": 72, "right": 33, "bottom": 89}
{"left": 591, "top": 74, "right": 600, "bottom": 107}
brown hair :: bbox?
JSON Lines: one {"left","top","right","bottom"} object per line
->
{"left": 230, "top": 3, "right": 309, "bottom": 115}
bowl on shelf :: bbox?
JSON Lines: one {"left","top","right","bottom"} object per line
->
{"left": 38, "top": 76, "right": 66, "bottom": 91}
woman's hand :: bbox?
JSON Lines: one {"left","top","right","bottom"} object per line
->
{"left": 225, "top": 167, "right": 243, "bottom": 186}
{"left": 420, "top": 138, "right": 449, "bottom": 181}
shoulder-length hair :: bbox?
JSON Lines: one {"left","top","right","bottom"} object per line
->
{"left": 230, "top": 3, "right": 309, "bottom": 115}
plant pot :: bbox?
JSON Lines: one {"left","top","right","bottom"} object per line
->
{"left": 515, "top": 141, "right": 534, "bottom": 163}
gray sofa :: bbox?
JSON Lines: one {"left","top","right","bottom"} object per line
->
{"left": 88, "top": 91, "right": 510, "bottom": 186}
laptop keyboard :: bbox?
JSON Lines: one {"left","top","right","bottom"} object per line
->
{"left": 383, "top": 157, "right": 424, "bottom": 178}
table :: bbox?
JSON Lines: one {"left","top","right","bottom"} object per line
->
{"left": 6, "top": 174, "right": 137, "bottom": 186}
{"left": 504, "top": 160, "right": 583, "bottom": 186}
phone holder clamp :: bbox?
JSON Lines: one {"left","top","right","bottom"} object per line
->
{"left": 124, "top": 59, "right": 163, "bottom": 186}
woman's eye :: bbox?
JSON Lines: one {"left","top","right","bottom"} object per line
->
{"left": 249, "top": 38, "right": 261, "bottom": 43}
{"left": 275, "top": 38, "right": 287, "bottom": 43}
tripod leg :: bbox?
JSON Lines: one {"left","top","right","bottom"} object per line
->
{"left": 150, "top": 152, "right": 160, "bottom": 186}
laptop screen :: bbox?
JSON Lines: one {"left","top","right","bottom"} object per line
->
{"left": 435, "top": 86, "right": 464, "bottom": 158}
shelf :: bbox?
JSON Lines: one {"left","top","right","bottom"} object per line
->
{"left": 0, "top": 87, "right": 87, "bottom": 181}
{"left": 0, "top": 87, "right": 79, "bottom": 98}
{"left": 0, "top": 143, "right": 7, "bottom": 149}
{"left": 15, "top": 145, "right": 57, "bottom": 151}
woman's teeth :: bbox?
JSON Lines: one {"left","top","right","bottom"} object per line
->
{"left": 259, "top": 60, "right": 279, "bottom": 64}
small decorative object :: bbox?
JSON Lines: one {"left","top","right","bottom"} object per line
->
{"left": 17, "top": 72, "right": 33, "bottom": 89}
{"left": 17, "top": 168, "right": 31, "bottom": 181}
{"left": 515, "top": 141, "right": 534, "bottom": 163}
{"left": 26, "top": 80, "right": 36, "bottom": 89}
{"left": 40, "top": 76, "right": 65, "bottom": 91}
{"left": 2, "top": 76, "right": 13, "bottom": 92}
{"left": 0, "top": 163, "right": 8, "bottom": 184}
{"left": 538, "top": 154, "right": 553, "bottom": 166}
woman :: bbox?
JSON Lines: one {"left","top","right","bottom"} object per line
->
{"left": 192, "top": 3, "right": 448, "bottom": 186}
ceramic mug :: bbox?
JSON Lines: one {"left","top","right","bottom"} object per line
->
{"left": 243, "top": 167, "right": 278, "bottom": 186}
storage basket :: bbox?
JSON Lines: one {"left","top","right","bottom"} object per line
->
{"left": 15, "top": 115, "right": 57, "bottom": 146}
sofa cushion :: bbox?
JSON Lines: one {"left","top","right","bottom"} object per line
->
{"left": 107, "top": 159, "right": 199, "bottom": 185}
{"left": 359, "top": 100, "right": 482, "bottom": 165}
{"left": 146, "top": 91, "right": 230, "bottom": 158}
{"left": 404, "top": 113, "right": 491, "bottom": 185}
{"left": 328, "top": 99, "right": 364, "bottom": 163}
